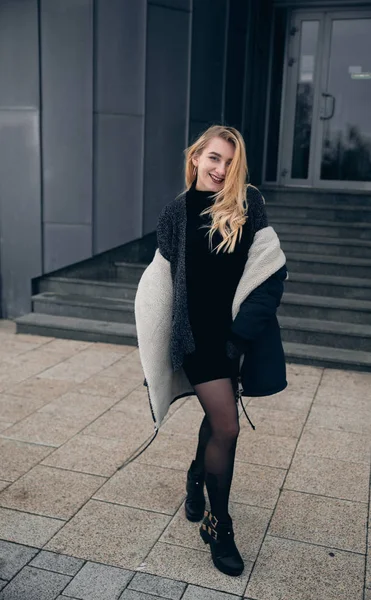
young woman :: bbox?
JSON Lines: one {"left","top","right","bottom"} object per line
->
{"left": 135, "top": 125, "right": 287, "bottom": 578}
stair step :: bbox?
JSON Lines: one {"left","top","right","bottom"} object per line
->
{"left": 32, "top": 293, "right": 135, "bottom": 324}
{"left": 272, "top": 218, "right": 371, "bottom": 240}
{"left": 268, "top": 202, "right": 371, "bottom": 222}
{"left": 279, "top": 315, "right": 371, "bottom": 352}
{"left": 281, "top": 293, "right": 371, "bottom": 325}
{"left": 279, "top": 235, "right": 371, "bottom": 258}
{"left": 15, "top": 313, "right": 137, "bottom": 345}
{"left": 283, "top": 342, "right": 371, "bottom": 372}
{"left": 115, "top": 261, "right": 147, "bottom": 283}
{"left": 285, "top": 252, "right": 371, "bottom": 278}
{"left": 261, "top": 187, "right": 371, "bottom": 207}
{"left": 285, "top": 272, "right": 371, "bottom": 301}
{"left": 39, "top": 276, "right": 137, "bottom": 301}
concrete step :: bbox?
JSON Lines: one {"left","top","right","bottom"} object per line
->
{"left": 283, "top": 342, "right": 371, "bottom": 372}
{"left": 15, "top": 313, "right": 138, "bottom": 345}
{"left": 268, "top": 202, "right": 371, "bottom": 223}
{"left": 115, "top": 261, "right": 147, "bottom": 283}
{"left": 279, "top": 315, "right": 371, "bottom": 352}
{"left": 32, "top": 293, "right": 135, "bottom": 324}
{"left": 272, "top": 218, "right": 371, "bottom": 239}
{"left": 279, "top": 234, "right": 371, "bottom": 259}
{"left": 281, "top": 293, "right": 371, "bottom": 325}
{"left": 262, "top": 187, "right": 371, "bottom": 207}
{"left": 285, "top": 272, "right": 371, "bottom": 301}
{"left": 38, "top": 276, "right": 137, "bottom": 301}
{"left": 285, "top": 252, "right": 371, "bottom": 278}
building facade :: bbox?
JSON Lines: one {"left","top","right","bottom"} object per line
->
{"left": 0, "top": 0, "right": 370, "bottom": 319}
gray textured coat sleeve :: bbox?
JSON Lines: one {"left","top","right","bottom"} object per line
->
{"left": 156, "top": 204, "right": 173, "bottom": 261}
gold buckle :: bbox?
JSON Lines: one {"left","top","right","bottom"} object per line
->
{"left": 208, "top": 526, "right": 218, "bottom": 540}
{"left": 209, "top": 513, "right": 218, "bottom": 528}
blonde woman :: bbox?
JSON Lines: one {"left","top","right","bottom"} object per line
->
{"left": 135, "top": 125, "right": 287, "bottom": 577}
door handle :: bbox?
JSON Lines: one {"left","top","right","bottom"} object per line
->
{"left": 320, "top": 93, "right": 336, "bottom": 120}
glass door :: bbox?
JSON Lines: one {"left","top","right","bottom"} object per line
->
{"left": 278, "top": 9, "right": 371, "bottom": 190}
{"left": 314, "top": 12, "right": 371, "bottom": 189}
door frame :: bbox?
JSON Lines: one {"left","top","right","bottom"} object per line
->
{"left": 265, "top": 5, "right": 371, "bottom": 190}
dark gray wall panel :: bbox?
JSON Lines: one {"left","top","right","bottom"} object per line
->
{"left": 189, "top": 0, "right": 227, "bottom": 123}
{"left": 41, "top": 0, "right": 93, "bottom": 225}
{"left": 95, "top": 0, "right": 146, "bottom": 115}
{"left": 143, "top": 4, "right": 191, "bottom": 233}
{"left": 0, "top": 111, "right": 42, "bottom": 317}
{"left": 0, "top": 0, "right": 39, "bottom": 108}
{"left": 148, "top": 0, "right": 191, "bottom": 10}
{"left": 44, "top": 224, "right": 92, "bottom": 273}
{"left": 94, "top": 114, "right": 144, "bottom": 254}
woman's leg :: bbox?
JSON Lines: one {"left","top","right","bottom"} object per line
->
{"left": 193, "top": 378, "right": 240, "bottom": 523}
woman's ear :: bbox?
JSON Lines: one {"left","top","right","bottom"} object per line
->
{"left": 192, "top": 156, "right": 199, "bottom": 168}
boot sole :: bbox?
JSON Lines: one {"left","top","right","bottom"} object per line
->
{"left": 200, "top": 528, "right": 244, "bottom": 577}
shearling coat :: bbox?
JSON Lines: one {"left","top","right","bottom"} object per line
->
{"left": 135, "top": 187, "right": 287, "bottom": 430}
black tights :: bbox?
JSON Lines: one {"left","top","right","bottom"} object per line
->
{"left": 192, "top": 378, "right": 239, "bottom": 523}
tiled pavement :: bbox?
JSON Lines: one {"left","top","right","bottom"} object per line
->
{"left": 0, "top": 319, "right": 370, "bottom": 599}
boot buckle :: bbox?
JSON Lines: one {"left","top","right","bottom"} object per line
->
{"left": 207, "top": 525, "right": 218, "bottom": 540}
{"left": 209, "top": 513, "right": 218, "bottom": 528}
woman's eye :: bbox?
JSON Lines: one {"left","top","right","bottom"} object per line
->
{"left": 210, "top": 156, "right": 218, "bottom": 161}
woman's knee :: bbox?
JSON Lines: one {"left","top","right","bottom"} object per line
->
{"left": 213, "top": 419, "right": 240, "bottom": 444}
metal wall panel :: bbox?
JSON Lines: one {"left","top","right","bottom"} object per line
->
{"left": 148, "top": 0, "right": 191, "bottom": 10}
{"left": 0, "top": 0, "right": 39, "bottom": 108}
{"left": 44, "top": 224, "right": 92, "bottom": 273}
{"left": 0, "top": 0, "right": 41, "bottom": 318}
{"left": 0, "top": 111, "right": 42, "bottom": 317}
{"left": 143, "top": 4, "right": 191, "bottom": 233}
{"left": 95, "top": 0, "right": 146, "bottom": 115}
{"left": 94, "top": 114, "right": 144, "bottom": 254}
{"left": 189, "top": 0, "right": 227, "bottom": 124}
{"left": 41, "top": 0, "right": 93, "bottom": 227}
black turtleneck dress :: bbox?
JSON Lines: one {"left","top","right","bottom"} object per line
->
{"left": 182, "top": 185, "right": 253, "bottom": 386}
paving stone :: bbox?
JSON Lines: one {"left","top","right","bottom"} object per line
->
{"left": 137, "top": 431, "right": 194, "bottom": 471}
{"left": 160, "top": 409, "right": 208, "bottom": 439}
{"left": 284, "top": 454, "right": 369, "bottom": 502}
{"left": 296, "top": 427, "right": 371, "bottom": 464}
{"left": 236, "top": 429, "right": 297, "bottom": 469}
{"left": 0, "top": 540, "right": 38, "bottom": 580}
{"left": 269, "top": 490, "right": 367, "bottom": 553}
{"left": 0, "top": 583, "right": 5, "bottom": 592}
{"left": 63, "top": 561, "right": 132, "bottom": 600}
{"left": 120, "top": 591, "right": 164, "bottom": 600}
{"left": 182, "top": 586, "right": 241, "bottom": 600}
{"left": 76, "top": 374, "right": 139, "bottom": 400}
{"left": 45, "top": 500, "right": 170, "bottom": 569}
{"left": 0, "top": 566, "right": 71, "bottom": 600}
{"left": 1, "top": 412, "right": 84, "bottom": 446}
{"left": 0, "top": 482, "right": 10, "bottom": 492}
{"left": 0, "top": 438, "right": 54, "bottom": 481}
{"left": 111, "top": 389, "right": 159, "bottom": 420}
{"left": 140, "top": 542, "right": 251, "bottom": 595}
{"left": 160, "top": 501, "right": 271, "bottom": 563}
{"left": 307, "top": 405, "right": 371, "bottom": 435}
{"left": 230, "top": 462, "right": 286, "bottom": 509}
{"left": 5, "top": 378, "right": 74, "bottom": 401}
{"left": 240, "top": 406, "right": 306, "bottom": 438}
{"left": 100, "top": 352, "right": 143, "bottom": 383}
{"left": 38, "top": 391, "right": 118, "bottom": 426}
{"left": 0, "top": 465, "right": 105, "bottom": 519}
{"left": 365, "top": 590, "right": 371, "bottom": 600}
{"left": 245, "top": 536, "right": 364, "bottom": 600}
{"left": 94, "top": 462, "right": 186, "bottom": 515}
{"left": 42, "top": 434, "right": 141, "bottom": 477}
{"left": 128, "top": 572, "right": 186, "bottom": 599}
{"left": 29, "top": 551, "right": 84, "bottom": 576}
{"left": 0, "top": 507, "right": 63, "bottom": 547}
{"left": 82, "top": 409, "right": 153, "bottom": 442}
{"left": 0, "top": 421, "right": 13, "bottom": 433}
{"left": 0, "top": 394, "right": 56, "bottom": 423}
{"left": 247, "top": 388, "right": 314, "bottom": 413}
{"left": 39, "top": 339, "right": 91, "bottom": 354}
{"left": 91, "top": 342, "right": 136, "bottom": 355}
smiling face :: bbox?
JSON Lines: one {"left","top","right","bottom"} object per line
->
{"left": 192, "top": 136, "right": 235, "bottom": 193}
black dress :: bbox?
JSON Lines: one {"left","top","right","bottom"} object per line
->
{"left": 182, "top": 184, "right": 252, "bottom": 386}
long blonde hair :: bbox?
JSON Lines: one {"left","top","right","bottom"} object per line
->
{"left": 185, "top": 125, "right": 248, "bottom": 254}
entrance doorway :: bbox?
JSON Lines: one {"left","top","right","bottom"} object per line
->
{"left": 274, "top": 8, "right": 371, "bottom": 190}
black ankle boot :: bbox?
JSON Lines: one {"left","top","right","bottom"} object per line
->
{"left": 200, "top": 510, "right": 244, "bottom": 576}
{"left": 185, "top": 461, "right": 205, "bottom": 522}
